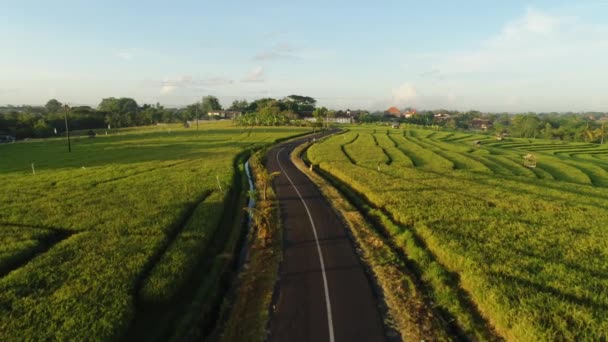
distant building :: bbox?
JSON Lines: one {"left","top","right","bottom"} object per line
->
{"left": 303, "top": 117, "right": 353, "bottom": 124}
{"left": 208, "top": 110, "right": 242, "bottom": 119}
{"left": 385, "top": 106, "right": 402, "bottom": 117}
{"left": 434, "top": 113, "right": 451, "bottom": 121}
{"left": 471, "top": 118, "right": 493, "bottom": 131}
{"left": 404, "top": 109, "right": 417, "bottom": 118}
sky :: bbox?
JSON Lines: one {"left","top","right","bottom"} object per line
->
{"left": 1, "top": 0, "right": 607, "bottom": 112}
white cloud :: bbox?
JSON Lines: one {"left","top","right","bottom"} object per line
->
{"left": 160, "top": 84, "right": 177, "bottom": 94}
{"left": 502, "top": 8, "right": 561, "bottom": 37}
{"left": 158, "top": 75, "right": 235, "bottom": 94}
{"left": 202, "top": 77, "right": 234, "bottom": 86}
{"left": 159, "top": 75, "right": 193, "bottom": 95}
{"left": 429, "top": 8, "right": 608, "bottom": 75}
{"left": 403, "top": 7, "right": 608, "bottom": 111}
{"left": 253, "top": 43, "right": 296, "bottom": 61}
{"left": 242, "top": 66, "right": 265, "bottom": 82}
{"left": 391, "top": 83, "right": 418, "bottom": 105}
{"left": 116, "top": 48, "right": 140, "bottom": 61}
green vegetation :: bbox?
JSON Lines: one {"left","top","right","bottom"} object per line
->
{"left": 0, "top": 122, "right": 308, "bottom": 340}
{"left": 307, "top": 125, "right": 608, "bottom": 341}
{"left": 0, "top": 94, "right": 321, "bottom": 140}
{"left": 139, "top": 191, "right": 224, "bottom": 304}
{"left": 219, "top": 151, "right": 283, "bottom": 342}
{"left": 359, "top": 109, "right": 608, "bottom": 144}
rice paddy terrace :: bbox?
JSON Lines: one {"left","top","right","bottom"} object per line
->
{"left": 307, "top": 125, "right": 608, "bottom": 341}
{"left": 0, "top": 123, "right": 308, "bottom": 340}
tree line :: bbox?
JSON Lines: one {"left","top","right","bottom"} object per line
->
{"left": 2, "top": 96, "right": 606, "bottom": 144}
{"left": 0, "top": 94, "right": 326, "bottom": 139}
{"left": 358, "top": 109, "right": 608, "bottom": 144}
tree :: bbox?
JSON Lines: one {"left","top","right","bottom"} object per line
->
{"left": 229, "top": 99, "right": 249, "bottom": 112}
{"left": 98, "top": 97, "right": 138, "bottom": 128}
{"left": 257, "top": 168, "right": 280, "bottom": 201}
{"left": 512, "top": 114, "right": 541, "bottom": 138}
{"left": 182, "top": 103, "right": 201, "bottom": 122}
{"left": 201, "top": 95, "right": 222, "bottom": 114}
{"left": 45, "top": 99, "right": 63, "bottom": 114}
{"left": 283, "top": 95, "right": 316, "bottom": 116}
{"left": 98, "top": 97, "right": 120, "bottom": 113}
{"left": 597, "top": 123, "right": 607, "bottom": 144}
{"left": 244, "top": 205, "right": 273, "bottom": 247}
{"left": 541, "top": 122, "right": 554, "bottom": 139}
{"left": 33, "top": 119, "right": 53, "bottom": 137}
{"left": 140, "top": 105, "right": 162, "bottom": 125}
{"left": 312, "top": 107, "right": 328, "bottom": 124}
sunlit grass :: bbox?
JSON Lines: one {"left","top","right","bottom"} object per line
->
{"left": 308, "top": 125, "right": 608, "bottom": 341}
{"left": 0, "top": 122, "right": 308, "bottom": 339}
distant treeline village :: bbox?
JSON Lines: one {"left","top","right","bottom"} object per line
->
{"left": 1, "top": 95, "right": 606, "bottom": 143}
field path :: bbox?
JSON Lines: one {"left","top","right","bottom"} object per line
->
{"left": 266, "top": 133, "right": 386, "bottom": 342}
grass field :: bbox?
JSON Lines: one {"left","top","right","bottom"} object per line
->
{"left": 307, "top": 125, "right": 608, "bottom": 341}
{"left": 0, "top": 122, "right": 308, "bottom": 340}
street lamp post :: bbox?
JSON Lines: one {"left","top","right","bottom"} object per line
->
{"left": 64, "top": 104, "right": 71, "bottom": 152}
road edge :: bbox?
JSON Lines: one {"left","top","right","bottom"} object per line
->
{"left": 291, "top": 139, "right": 451, "bottom": 341}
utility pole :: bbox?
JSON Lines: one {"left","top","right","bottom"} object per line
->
{"left": 64, "top": 104, "right": 71, "bottom": 152}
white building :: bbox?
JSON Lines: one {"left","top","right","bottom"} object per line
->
{"left": 303, "top": 117, "right": 353, "bottom": 124}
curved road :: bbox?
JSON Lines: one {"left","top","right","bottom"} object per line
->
{"left": 266, "top": 133, "right": 386, "bottom": 342}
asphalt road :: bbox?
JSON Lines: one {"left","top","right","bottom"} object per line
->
{"left": 266, "top": 132, "right": 386, "bottom": 342}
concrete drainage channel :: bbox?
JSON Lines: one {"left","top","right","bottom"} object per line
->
{"left": 237, "top": 160, "right": 256, "bottom": 266}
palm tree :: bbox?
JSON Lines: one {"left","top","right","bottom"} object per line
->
{"left": 257, "top": 168, "right": 281, "bottom": 201}
{"left": 596, "top": 123, "right": 606, "bottom": 145}
{"left": 585, "top": 123, "right": 606, "bottom": 144}
{"left": 244, "top": 205, "right": 273, "bottom": 247}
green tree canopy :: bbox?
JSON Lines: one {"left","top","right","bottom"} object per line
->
{"left": 45, "top": 99, "right": 63, "bottom": 114}
{"left": 97, "top": 97, "right": 138, "bottom": 128}
{"left": 201, "top": 95, "right": 222, "bottom": 114}
{"left": 283, "top": 95, "right": 316, "bottom": 115}
{"left": 229, "top": 99, "right": 249, "bottom": 112}
{"left": 312, "top": 107, "right": 328, "bottom": 123}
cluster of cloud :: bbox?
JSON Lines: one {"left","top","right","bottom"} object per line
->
{"left": 391, "top": 83, "right": 418, "bottom": 105}
{"left": 392, "top": 7, "right": 608, "bottom": 111}
{"left": 160, "top": 75, "right": 194, "bottom": 95}
{"left": 253, "top": 43, "right": 297, "bottom": 61}
{"left": 115, "top": 48, "right": 147, "bottom": 61}
{"left": 159, "top": 66, "right": 265, "bottom": 95}
{"left": 242, "top": 66, "right": 265, "bottom": 82}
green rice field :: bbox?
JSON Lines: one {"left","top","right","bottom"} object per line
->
{"left": 0, "top": 122, "right": 308, "bottom": 340}
{"left": 307, "top": 125, "right": 608, "bottom": 341}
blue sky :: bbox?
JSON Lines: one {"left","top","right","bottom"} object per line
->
{"left": 1, "top": 0, "right": 607, "bottom": 112}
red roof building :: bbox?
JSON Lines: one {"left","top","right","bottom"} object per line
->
{"left": 386, "top": 106, "right": 401, "bottom": 117}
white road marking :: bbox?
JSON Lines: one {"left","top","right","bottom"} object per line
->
{"left": 276, "top": 147, "right": 335, "bottom": 342}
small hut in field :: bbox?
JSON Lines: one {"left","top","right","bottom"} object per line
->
{"left": 523, "top": 153, "right": 537, "bottom": 168}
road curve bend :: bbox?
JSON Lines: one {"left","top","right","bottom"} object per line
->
{"left": 266, "top": 133, "right": 386, "bottom": 342}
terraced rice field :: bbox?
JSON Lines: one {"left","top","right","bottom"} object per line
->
{"left": 307, "top": 125, "right": 608, "bottom": 341}
{"left": 0, "top": 122, "right": 308, "bottom": 340}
